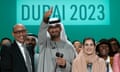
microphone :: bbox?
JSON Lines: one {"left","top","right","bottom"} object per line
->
{"left": 87, "top": 63, "right": 92, "bottom": 72}
{"left": 55, "top": 52, "right": 64, "bottom": 68}
{"left": 56, "top": 52, "right": 63, "bottom": 58}
{"left": 87, "top": 63, "right": 92, "bottom": 67}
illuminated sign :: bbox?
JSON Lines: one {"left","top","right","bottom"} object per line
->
{"left": 17, "top": 0, "right": 110, "bottom": 25}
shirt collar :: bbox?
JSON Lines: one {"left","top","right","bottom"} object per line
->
{"left": 16, "top": 40, "right": 23, "bottom": 47}
{"left": 106, "top": 56, "right": 110, "bottom": 63}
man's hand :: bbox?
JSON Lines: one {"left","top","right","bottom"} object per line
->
{"left": 44, "top": 7, "right": 53, "bottom": 23}
{"left": 56, "top": 57, "right": 66, "bottom": 68}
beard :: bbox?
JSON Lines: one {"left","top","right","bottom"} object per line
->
{"left": 26, "top": 44, "right": 35, "bottom": 50}
{"left": 50, "top": 32, "right": 60, "bottom": 39}
{"left": 26, "top": 44, "right": 35, "bottom": 55}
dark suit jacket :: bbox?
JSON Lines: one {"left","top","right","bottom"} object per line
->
{"left": 0, "top": 41, "right": 33, "bottom": 72}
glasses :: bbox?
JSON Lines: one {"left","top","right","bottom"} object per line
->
{"left": 14, "top": 29, "right": 26, "bottom": 34}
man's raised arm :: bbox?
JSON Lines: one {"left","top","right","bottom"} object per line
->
{"left": 38, "top": 7, "right": 53, "bottom": 45}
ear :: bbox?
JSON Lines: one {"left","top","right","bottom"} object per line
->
{"left": 12, "top": 32, "right": 14, "bottom": 37}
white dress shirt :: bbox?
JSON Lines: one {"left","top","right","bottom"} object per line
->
{"left": 106, "top": 56, "right": 113, "bottom": 72}
{"left": 16, "top": 41, "right": 26, "bottom": 62}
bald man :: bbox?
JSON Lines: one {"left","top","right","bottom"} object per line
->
{"left": 0, "top": 24, "right": 33, "bottom": 72}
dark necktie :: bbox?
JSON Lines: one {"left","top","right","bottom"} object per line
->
{"left": 106, "top": 62, "right": 109, "bottom": 72}
{"left": 23, "top": 45, "right": 32, "bottom": 72}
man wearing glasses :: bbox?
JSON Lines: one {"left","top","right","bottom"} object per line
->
{"left": 0, "top": 24, "right": 33, "bottom": 72}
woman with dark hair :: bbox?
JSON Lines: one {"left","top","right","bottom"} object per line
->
{"left": 72, "top": 37, "right": 106, "bottom": 72}
{"left": 113, "top": 51, "right": 120, "bottom": 72}
{"left": 109, "top": 38, "right": 120, "bottom": 72}
{"left": 109, "top": 38, "right": 120, "bottom": 56}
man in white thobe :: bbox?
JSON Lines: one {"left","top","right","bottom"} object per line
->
{"left": 37, "top": 8, "right": 76, "bottom": 72}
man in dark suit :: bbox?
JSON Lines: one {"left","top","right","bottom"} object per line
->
{"left": 0, "top": 24, "right": 33, "bottom": 72}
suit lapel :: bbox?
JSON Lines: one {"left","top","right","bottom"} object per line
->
{"left": 13, "top": 41, "right": 26, "bottom": 65}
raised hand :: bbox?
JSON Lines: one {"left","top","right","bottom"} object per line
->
{"left": 44, "top": 7, "right": 53, "bottom": 23}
